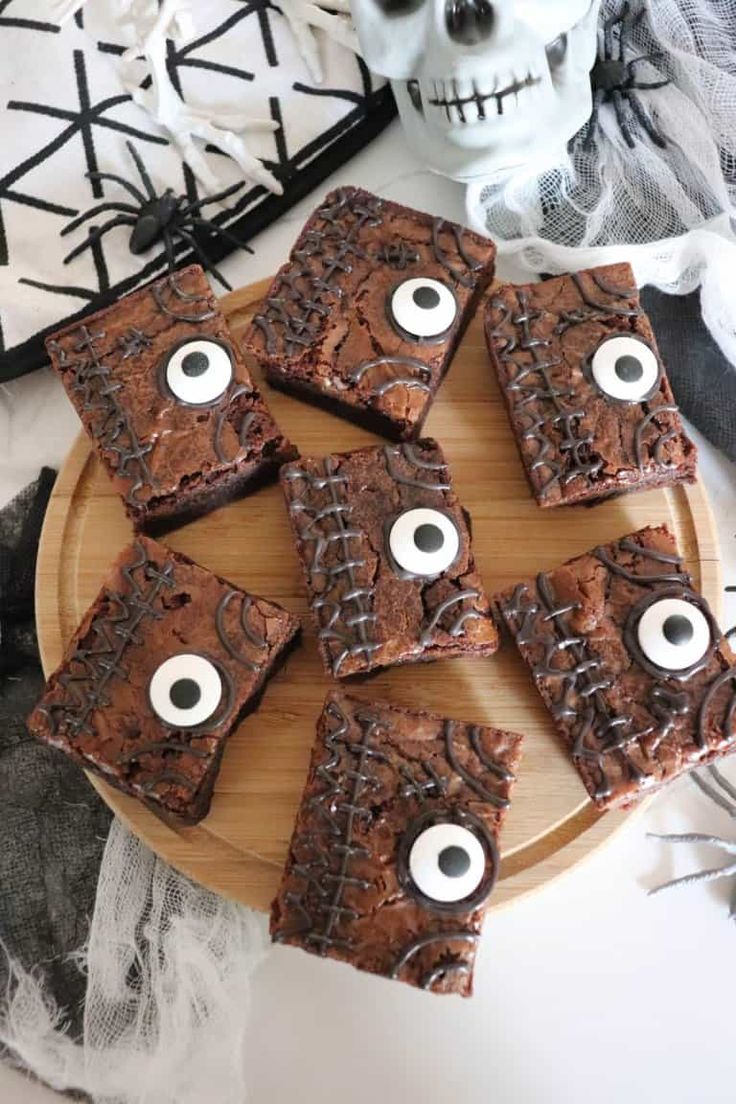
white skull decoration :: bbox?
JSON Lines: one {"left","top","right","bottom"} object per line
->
{"left": 351, "top": 0, "right": 602, "bottom": 182}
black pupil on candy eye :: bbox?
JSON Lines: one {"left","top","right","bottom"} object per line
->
{"left": 169, "top": 678, "right": 201, "bottom": 710}
{"left": 414, "top": 523, "right": 444, "bottom": 553}
{"left": 614, "top": 355, "right": 643, "bottom": 383}
{"left": 438, "top": 845, "right": 470, "bottom": 878}
{"left": 413, "top": 285, "right": 441, "bottom": 310}
{"left": 663, "top": 614, "right": 694, "bottom": 646}
{"left": 181, "top": 351, "right": 209, "bottom": 377}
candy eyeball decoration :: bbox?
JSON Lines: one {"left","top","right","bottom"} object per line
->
{"left": 400, "top": 810, "right": 498, "bottom": 911}
{"left": 590, "top": 336, "right": 661, "bottom": 403}
{"left": 636, "top": 597, "right": 713, "bottom": 673}
{"left": 164, "top": 338, "right": 233, "bottom": 406}
{"left": 389, "top": 507, "right": 460, "bottom": 577}
{"left": 149, "top": 653, "right": 223, "bottom": 727}
{"left": 389, "top": 277, "right": 457, "bottom": 341}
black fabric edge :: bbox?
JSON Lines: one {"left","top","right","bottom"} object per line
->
{"left": 1, "top": 87, "right": 397, "bottom": 383}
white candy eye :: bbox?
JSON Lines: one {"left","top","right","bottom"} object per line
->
{"left": 164, "top": 339, "right": 232, "bottom": 405}
{"left": 590, "top": 336, "right": 660, "bottom": 402}
{"left": 637, "top": 598, "right": 712, "bottom": 672}
{"left": 389, "top": 277, "right": 457, "bottom": 341}
{"left": 409, "top": 823, "right": 487, "bottom": 905}
{"left": 148, "top": 654, "right": 223, "bottom": 727}
{"left": 388, "top": 508, "right": 460, "bottom": 577}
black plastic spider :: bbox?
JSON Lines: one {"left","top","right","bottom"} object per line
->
{"left": 60, "top": 141, "right": 253, "bottom": 290}
{"left": 580, "top": 2, "right": 671, "bottom": 151}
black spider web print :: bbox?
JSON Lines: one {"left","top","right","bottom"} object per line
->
{"left": 0, "top": 1, "right": 396, "bottom": 376}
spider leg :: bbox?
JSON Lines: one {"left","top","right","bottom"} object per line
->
{"left": 626, "top": 78, "right": 671, "bottom": 91}
{"left": 708, "top": 764, "right": 736, "bottom": 807}
{"left": 602, "top": 9, "right": 621, "bottom": 60}
{"left": 61, "top": 203, "right": 138, "bottom": 236}
{"left": 162, "top": 228, "right": 177, "bottom": 275}
{"left": 188, "top": 216, "right": 254, "bottom": 256}
{"left": 85, "top": 171, "right": 147, "bottom": 206}
{"left": 63, "top": 217, "right": 133, "bottom": 264}
{"left": 648, "top": 861, "right": 736, "bottom": 895}
{"left": 611, "top": 88, "right": 636, "bottom": 148}
{"left": 692, "top": 770, "right": 736, "bottom": 818}
{"left": 180, "top": 180, "right": 247, "bottom": 216}
{"left": 582, "top": 90, "right": 604, "bottom": 152}
{"left": 625, "top": 90, "right": 668, "bottom": 148}
{"left": 175, "top": 227, "right": 232, "bottom": 291}
{"left": 125, "top": 140, "right": 158, "bottom": 202}
{"left": 647, "top": 832, "right": 736, "bottom": 854}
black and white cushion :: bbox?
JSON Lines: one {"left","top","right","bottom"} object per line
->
{"left": 0, "top": 1, "right": 394, "bottom": 380}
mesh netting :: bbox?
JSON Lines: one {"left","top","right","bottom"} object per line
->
{"left": 467, "top": 0, "right": 736, "bottom": 365}
{"left": 0, "top": 819, "right": 268, "bottom": 1103}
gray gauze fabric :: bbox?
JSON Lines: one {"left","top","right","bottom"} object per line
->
{"left": 641, "top": 286, "right": 736, "bottom": 463}
{"left": 0, "top": 470, "right": 111, "bottom": 1043}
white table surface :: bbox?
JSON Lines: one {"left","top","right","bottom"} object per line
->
{"left": 2, "top": 121, "right": 736, "bottom": 1104}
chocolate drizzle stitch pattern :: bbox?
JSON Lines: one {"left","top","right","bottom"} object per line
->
{"left": 275, "top": 701, "right": 389, "bottom": 953}
{"left": 252, "top": 189, "right": 384, "bottom": 357}
{"left": 50, "top": 325, "right": 158, "bottom": 506}
{"left": 39, "top": 544, "right": 181, "bottom": 776}
{"left": 499, "top": 538, "right": 736, "bottom": 799}
{"left": 285, "top": 457, "right": 380, "bottom": 676}
{"left": 489, "top": 272, "right": 679, "bottom": 493}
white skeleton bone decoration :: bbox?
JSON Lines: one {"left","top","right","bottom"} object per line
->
{"left": 47, "top": 0, "right": 359, "bottom": 194}
{"left": 351, "top": 0, "right": 602, "bottom": 181}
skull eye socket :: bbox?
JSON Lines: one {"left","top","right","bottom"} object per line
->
{"left": 398, "top": 810, "right": 498, "bottom": 913}
{"left": 388, "top": 507, "right": 460, "bottom": 577}
{"left": 590, "top": 336, "right": 661, "bottom": 403}
{"left": 636, "top": 597, "right": 713, "bottom": 673}
{"left": 373, "top": 0, "right": 426, "bottom": 14}
{"left": 163, "top": 338, "right": 233, "bottom": 406}
{"left": 388, "top": 277, "right": 458, "bottom": 342}
{"left": 148, "top": 653, "right": 223, "bottom": 728}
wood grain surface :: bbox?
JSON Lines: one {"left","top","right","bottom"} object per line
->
{"left": 36, "top": 277, "right": 721, "bottom": 913}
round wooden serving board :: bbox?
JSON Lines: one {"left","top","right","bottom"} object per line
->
{"left": 37, "top": 277, "right": 721, "bottom": 913}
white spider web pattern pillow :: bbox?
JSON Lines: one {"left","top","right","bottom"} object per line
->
{"left": 0, "top": 1, "right": 393, "bottom": 380}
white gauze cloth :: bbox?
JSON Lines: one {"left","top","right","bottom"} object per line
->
{"left": 0, "top": 818, "right": 269, "bottom": 1103}
{"left": 466, "top": 0, "right": 736, "bottom": 366}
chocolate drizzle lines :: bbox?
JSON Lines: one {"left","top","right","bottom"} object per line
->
{"left": 285, "top": 458, "right": 379, "bottom": 675}
{"left": 499, "top": 567, "right": 649, "bottom": 802}
{"left": 634, "top": 404, "right": 679, "bottom": 470}
{"left": 443, "top": 722, "right": 511, "bottom": 808}
{"left": 213, "top": 383, "right": 255, "bottom": 464}
{"left": 383, "top": 442, "right": 451, "bottom": 492}
{"left": 151, "top": 271, "right": 217, "bottom": 323}
{"left": 276, "top": 702, "right": 389, "bottom": 952}
{"left": 215, "top": 589, "right": 267, "bottom": 671}
{"left": 253, "top": 188, "right": 383, "bottom": 357}
{"left": 51, "top": 325, "right": 158, "bottom": 506}
{"left": 349, "top": 356, "right": 431, "bottom": 399}
{"left": 390, "top": 931, "right": 479, "bottom": 989}
{"left": 420, "top": 590, "right": 482, "bottom": 648}
{"left": 431, "top": 219, "right": 483, "bottom": 288}
{"left": 500, "top": 536, "right": 736, "bottom": 801}
{"left": 40, "top": 542, "right": 175, "bottom": 744}
{"left": 488, "top": 272, "right": 679, "bottom": 499}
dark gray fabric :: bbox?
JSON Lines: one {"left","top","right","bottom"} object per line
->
{"left": 641, "top": 286, "right": 736, "bottom": 462}
{"left": 0, "top": 471, "right": 111, "bottom": 1045}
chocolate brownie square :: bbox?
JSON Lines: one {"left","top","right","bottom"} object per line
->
{"left": 27, "top": 537, "right": 300, "bottom": 823}
{"left": 484, "top": 264, "right": 697, "bottom": 507}
{"left": 271, "top": 690, "right": 523, "bottom": 995}
{"left": 244, "top": 187, "right": 496, "bottom": 440}
{"left": 495, "top": 525, "right": 736, "bottom": 810}
{"left": 280, "top": 438, "right": 498, "bottom": 678}
{"left": 46, "top": 264, "right": 297, "bottom": 534}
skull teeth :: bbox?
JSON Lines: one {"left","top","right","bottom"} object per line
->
{"left": 424, "top": 73, "right": 541, "bottom": 124}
